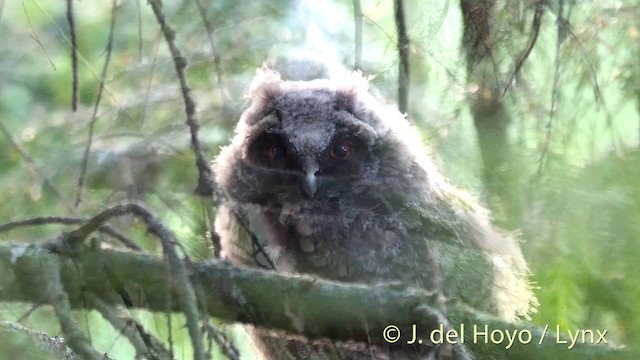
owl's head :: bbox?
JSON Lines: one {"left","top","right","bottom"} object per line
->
{"left": 215, "top": 67, "right": 437, "bottom": 208}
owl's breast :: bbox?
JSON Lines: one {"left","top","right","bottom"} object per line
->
{"left": 256, "top": 200, "right": 427, "bottom": 285}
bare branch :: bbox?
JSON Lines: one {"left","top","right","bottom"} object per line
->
{"left": 65, "top": 0, "right": 78, "bottom": 112}
{"left": 135, "top": 0, "right": 143, "bottom": 61}
{"left": 22, "top": 0, "right": 56, "bottom": 70}
{"left": 44, "top": 202, "right": 206, "bottom": 360}
{"left": 502, "top": 1, "right": 545, "bottom": 97}
{"left": 202, "top": 323, "right": 239, "bottom": 360}
{"left": 75, "top": 0, "right": 119, "bottom": 208}
{"left": 352, "top": 0, "right": 363, "bottom": 70}
{"left": 90, "top": 294, "right": 173, "bottom": 360}
{"left": 14, "top": 247, "right": 108, "bottom": 359}
{"left": 0, "top": 120, "right": 71, "bottom": 210}
{"left": 147, "top": 0, "right": 216, "bottom": 199}
{"left": 1, "top": 244, "right": 630, "bottom": 359}
{"left": 537, "top": 1, "right": 564, "bottom": 177}
{"left": 0, "top": 216, "right": 142, "bottom": 251}
{"left": 394, "top": 0, "right": 410, "bottom": 114}
{"left": 193, "top": 0, "right": 232, "bottom": 124}
{"left": 200, "top": 197, "right": 221, "bottom": 258}
{"left": 556, "top": 17, "right": 602, "bottom": 106}
{"left": 30, "top": 0, "right": 140, "bottom": 128}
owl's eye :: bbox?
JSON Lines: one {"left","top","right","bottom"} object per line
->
{"left": 330, "top": 141, "right": 352, "bottom": 160}
{"left": 266, "top": 142, "right": 288, "bottom": 167}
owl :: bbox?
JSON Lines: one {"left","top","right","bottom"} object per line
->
{"left": 213, "top": 62, "right": 536, "bottom": 359}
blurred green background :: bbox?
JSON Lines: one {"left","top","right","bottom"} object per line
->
{"left": 0, "top": 0, "right": 639, "bottom": 358}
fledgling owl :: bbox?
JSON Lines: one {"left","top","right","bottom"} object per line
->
{"left": 213, "top": 63, "right": 536, "bottom": 359}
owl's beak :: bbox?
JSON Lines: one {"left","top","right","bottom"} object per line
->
{"left": 302, "top": 159, "right": 319, "bottom": 199}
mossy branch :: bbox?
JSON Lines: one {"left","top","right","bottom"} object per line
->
{"left": 0, "top": 243, "right": 631, "bottom": 359}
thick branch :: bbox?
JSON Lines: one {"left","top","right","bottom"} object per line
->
{"left": 0, "top": 243, "right": 630, "bottom": 359}
{"left": 49, "top": 202, "right": 205, "bottom": 360}
{"left": 1, "top": 244, "right": 436, "bottom": 342}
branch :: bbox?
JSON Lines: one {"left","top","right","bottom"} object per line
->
{"left": 0, "top": 243, "right": 631, "bottom": 359}
{"left": 89, "top": 294, "right": 172, "bottom": 360}
{"left": 12, "top": 244, "right": 108, "bottom": 359}
{"left": 0, "top": 216, "right": 142, "bottom": 251}
{"left": 0, "top": 243, "right": 437, "bottom": 341}
{"left": 394, "top": 0, "right": 410, "bottom": 114}
{"left": 1, "top": 321, "right": 76, "bottom": 359}
{"left": 202, "top": 323, "right": 239, "bottom": 360}
{"left": 502, "top": 0, "right": 544, "bottom": 97}
{"left": 66, "top": 0, "right": 78, "bottom": 112}
{"left": 0, "top": 120, "right": 70, "bottom": 210}
{"left": 43, "top": 202, "right": 205, "bottom": 360}
{"left": 147, "top": 0, "right": 216, "bottom": 198}
{"left": 75, "top": 0, "right": 118, "bottom": 208}
{"left": 352, "top": 0, "right": 363, "bottom": 70}
{"left": 193, "top": 0, "right": 233, "bottom": 124}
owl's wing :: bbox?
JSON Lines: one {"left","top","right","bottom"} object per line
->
{"left": 401, "top": 189, "right": 537, "bottom": 321}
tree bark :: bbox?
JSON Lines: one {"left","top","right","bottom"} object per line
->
{"left": 0, "top": 243, "right": 630, "bottom": 359}
{"left": 460, "top": 0, "right": 519, "bottom": 227}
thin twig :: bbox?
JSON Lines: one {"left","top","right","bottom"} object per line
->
{"left": 537, "top": 1, "right": 564, "bottom": 178}
{"left": 231, "top": 209, "right": 275, "bottom": 270}
{"left": 147, "top": 0, "right": 215, "bottom": 199}
{"left": 429, "top": 0, "right": 451, "bottom": 40}
{"left": 556, "top": 17, "right": 601, "bottom": 106}
{"left": 352, "top": 0, "right": 363, "bottom": 70}
{"left": 95, "top": 226, "right": 142, "bottom": 251}
{"left": 22, "top": 0, "right": 56, "bottom": 70}
{"left": 135, "top": 0, "right": 143, "bottom": 61}
{"left": 362, "top": 14, "right": 396, "bottom": 45}
{"left": 502, "top": 0, "right": 544, "bottom": 98}
{"left": 394, "top": 0, "right": 410, "bottom": 114}
{"left": 75, "top": 0, "right": 118, "bottom": 208}
{"left": 0, "top": 216, "right": 142, "bottom": 251}
{"left": 193, "top": 0, "right": 232, "bottom": 123}
{"left": 32, "top": 0, "right": 140, "bottom": 128}
{"left": 90, "top": 294, "right": 173, "bottom": 360}
{"left": 16, "top": 303, "right": 44, "bottom": 323}
{"left": 66, "top": 0, "right": 78, "bottom": 112}
{"left": 139, "top": 34, "right": 162, "bottom": 127}
{"left": 202, "top": 323, "right": 240, "bottom": 360}
{"left": 201, "top": 198, "right": 221, "bottom": 258}
{"left": 0, "top": 120, "right": 71, "bottom": 210}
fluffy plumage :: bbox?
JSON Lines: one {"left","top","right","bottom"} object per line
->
{"left": 213, "top": 64, "right": 536, "bottom": 359}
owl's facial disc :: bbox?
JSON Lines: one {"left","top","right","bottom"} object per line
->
{"left": 240, "top": 91, "right": 378, "bottom": 203}
{"left": 244, "top": 127, "right": 372, "bottom": 202}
